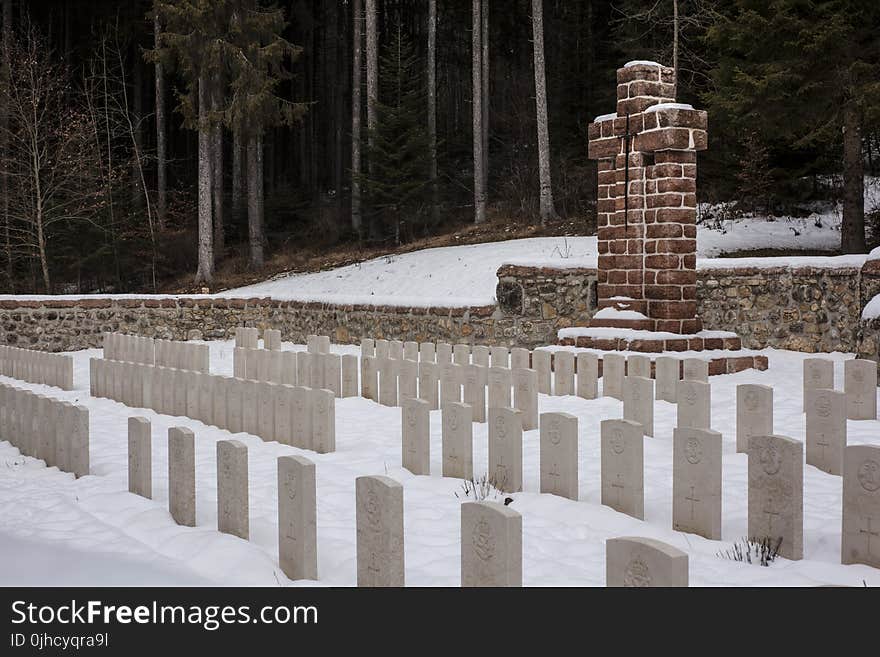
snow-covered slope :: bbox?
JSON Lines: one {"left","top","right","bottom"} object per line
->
{"left": 1, "top": 341, "right": 878, "bottom": 586}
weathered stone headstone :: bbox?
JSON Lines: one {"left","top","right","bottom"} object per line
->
{"left": 453, "top": 344, "right": 470, "bottom": 366}
{"left": 512, "top": 368, "right": 538, "bottom": 431}
{"left": 490, "top": 346, "right": 510, "bottom": 368}
{"left": 291, "top": 386, "right": 313, "bottom": 450}
{"left": 677, "top": 379, "right": 711, "bottom": 430}
{"left": 683, "top": 358, "right": 708, "bottom": 382}
{"left": 602, "top": 353, "right": 625, "bottom": 400}
{"left": 436, "top": 342, "right": 452, "bottom": 364}
{"left": 532, "top": 349, "right": 552, "bottom": 394}
{"left": 748, "top": 434, "right": 803, "bottom": 560}
{"left": 806, "top": 388, "right": 846, "bottom": 476}
{"left": 511, "top": 348, "right": 530, "bottom": 370}
{"left": 736, "top": 384, "right": 773, "bottom": 453}
{"left": 341, "top": 354, "right": 358, "bottom": 397}
{"left": 379, "top": 358, "right": 398, "bottom": 407}
{"left": 442, "top": 402, "right": 473, "bottom": 479}
{"left": 487, "top": 366, "right": 512, "bottom": 412}
{"left": 803, "top": 357, "right": 834, "bottom": 413}
{"left": 623, "top": 375, "right": 654, "bottom": 437}
{"left": 212, "top": 376, "right": 228, "bottom": 429}
{"left": 217, "top": 440, "right": 249, "bottom": 540}
{"left": 606, "top": 537, "right": 688, "bottom": 587}
{"left": 655, "top": 356, "right": 680, "bottom": 402}
{"left": 554, "top": 351, "right": 575, "bottom": 396}
{"left": 361, "top": 355, "right": 378, "bottom": 401}
{"left": 278, "top": 455, "right": 318, "bottom": 581}
{"left": 398, "top": 359, "right": 419, "bottom": 404}
{"left": 317, "top": 335, "right": 331, "bottom": 354}
{"left": 540, "top": 412, "right": 578, "bottom": 500}
{"left": 419, "top": 342, "right": 436, "bottom": 363}
{"left": 845, "top": 358, "right": 877, "bottom": 420}
{"left": 68, "top": 405, "right": 89, "bottom": 479}
{"left": 673, "top": 427, "right": 722, "bottom": 539}
{"left": 374, "top": 339, "right": 389, "bottom": 360}
{"left": 226, "top": 379, "right": 244, "bottom": 434}
{"left": 356, "top": 475, "right": 405, "bottom": 587}
{"left": 264, "top": 328, "right": 281, "bottom": 350}
{"left": 311, "top": 389, "right": 335, "bottom": 454}
{"left": 53, "top": 402, "right": 70, "bottom": 472}
{"left": 489, "top": 407, "right": 523, "bottom": 493}
{"left": 281, "top": 351, "right": 298, "bottom": 386}
{"left": 323, "top": 353, "right": 341, "bottom": 398}
{"left": 418, "top": 360, "right": 439, "bottom": 410}
{"left": 168, "top": 426, "right": 195, "bottom": 527}
{"left": 472, "top": 345, "right": 490, "bottom": 367}
{"left": 461, "top": 501, "right": 522, "bottom": 587}
{"left": 841, "top": 445, "right": 880, "bottom": 568}
{"left": 601, "top": 418, "right": 644, "bottom": 519}
{"left": 274, "top": 384, "right": 294, "bottom": 445}
{"left": 401, "top": 397, "right": 430, "bottom": 475}
{"left": 258, "top": 382, "right": 277, "bottom": 441}
{"left": 403, "top": 341, "right": 419, "bottom": 361}
{"left": 128, "top": 416, "right": 152, "bottom": 499}
{"left": 627, "top": 355, "right": 651, "bottom": 379}
{"left": 576, "top": 352, "right": 599, "bottom": 400}
{"left": 361, "top": 337, "right": 376, "bottom": 358}
{"left": 389, "top": 340, "right": 403, "bottom": 361}
{"left": 296, "top": 351, "right": 313, "bottom": 389}
{"left": 463, "top": 364, "right": 487, "bottom": 422}
{"left": 199, "top": 373, "right": 214, "bottom": 424}
{"left": 439, "top": 361, "right": 460, "bottom": 404}
{"left": 242, "top": 380, "right": 260, "bottom": 436}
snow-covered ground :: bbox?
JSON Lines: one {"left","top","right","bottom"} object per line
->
{"left": 1, "top": 340, "right": 878, "bottom": 587}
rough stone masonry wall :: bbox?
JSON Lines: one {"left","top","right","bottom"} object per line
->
{"left": 0, "top": 261, "right": 875, "bottom": 354}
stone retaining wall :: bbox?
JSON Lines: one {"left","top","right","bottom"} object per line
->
{"left": 1, "top": 258, "right": 878, "bottom": 355}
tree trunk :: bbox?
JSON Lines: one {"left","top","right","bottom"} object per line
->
{"left": 365, "top": 0, "right": 378, "bottom": 158}
{"left": 212, "top": 76, "right": 224, "bottom": 261}
{"left": 673, "top": 0, "right": 679, "bottom": 97}
{"left": 246, "top": 131, "right": 264, "bottom": 269}
{"left": 195, "top": 76, "right": 214, "bottom": 285}
{"left": 472, "top": 0, "right": 486, "bottom": 224}
{"left": 232, "top": 124, "right": 244, "bottom": 225}
{"left": 2, "top": 0, "right": 12, "bottom": 291}
{"left": 841, "top": 104, "right": 866, "bottom": 254}
{"left": 154, "top": 14, "right": 166, "bottom": 229}
{"left": 131, "top": 48, "right": 144, "bottom": 209}
{"left": 351, "top": 0, "right": 363, "bottom": 234}
{"left": 532, "top": 0, "right": 556, "bottom": 224}
{"left": 427, "top": 0, "right": 438, "bottom": 224}
{"left": 481, "top": 0, "right": 489, "bottom": 188}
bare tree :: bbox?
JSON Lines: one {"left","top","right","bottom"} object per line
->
{"left": 531, "top": 0, "right": 557, "bottom": 223}
{"left": 472, "top": 0, "right": 486, "bottom": 224}
{"left": 427, "top": 0, "right": 438, "bottom": 222}
{"left": 195, "top": 75, "right": 214, "bottom": 285}
{"left": 246, "top": 133, "right": 264, "bottom": 267}
{"left": 351, "top": 0, "right": 363, "bottom": 234}
{"left": 1, "top": 0, "right": 12, "bottom": 290}
{"left": 153, "top": 12, "right": 167, "bottom": 229}
{"left": 481, "top": 0, "right": 489, "bottom": 185}
{"left": 365, "top": 0, "right": 378, "bottom": 157}
{"left": 212, "top": 75, "right": 224, "bottom": 260}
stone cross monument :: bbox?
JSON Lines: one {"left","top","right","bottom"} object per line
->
{"left": 588, "top": 61, "right": 707, "bottom": 334}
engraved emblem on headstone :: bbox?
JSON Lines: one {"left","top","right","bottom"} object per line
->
{"left": 496, "top": 415, "right": 507, "bottom": 441}
{"left": 859, "top": 460, "right": 880, "bottom": 492}
{"left": 364, "top": 490, "right": 382, "bottom": 530}
{"left": 286, "top": 472, "right": 297, "bottom": 500}
{"left": 815, "top": 393, "right": 832, "bottom": 418}
{"left": 683, "top": 383, "right": 697, "bottom": 406}
{"left": 610, "top": 427, "right": 625, "bottom": 455}
{"left": 623, "top": 558, "right": 652, "bottom": 587}
{"left": 548, "top": 420, "right": 561, "bottom": 445}
{"left": 448, "top": 410, "right": 459, "bottom": 431}
{"left": 472, "top": 518, "right": 495, "bottom": 561}
{"left": 406, "top": 408, "right": 416, "bottom": 427}
{"left": 760, "top": 444, "right": 782, "bottom": 475}
{"left": 854, "top": 368, "right": 865, "bottom": 384}
{"left": 744, "top": 389, "right": 760, "bottom": 412}
{"left": 685, "top": 436, "right": 702, "bottom": 465}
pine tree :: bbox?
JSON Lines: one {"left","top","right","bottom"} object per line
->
{"left": 360, "top": 24, "right": 431, "bottom": 245}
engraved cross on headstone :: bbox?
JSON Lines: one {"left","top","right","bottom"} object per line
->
{"left": 685, "top": 485, "right": 700, "bottom": 521}
{"left": 860, "top": 517, "right": 879, "bottom": 556}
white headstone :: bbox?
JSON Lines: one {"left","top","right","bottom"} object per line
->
{"left": 606, "top": 537, "right": 688, "bottom": 587}
{"left": 356, "top": 475, "right": 405, "bottom": 587}
{"left": 418, "top": 360, "right": 439, "bottom": 410}
{"left": 512, "top": 368, "right": 538, "bottom": 431}
{"left": 655, "top": 356, "right": 680, "bottom": 403}
{"left": 278, "top": 455, "right": 318, "bottom": 581}
{"left": 673, "top": 427, "right": 722, "bottom": 540}
{"left": 676, "top": 380, "right": 711, "bottom": 430}
{"left": 627, "top": 355, "right": 651, "bottom": 379}
{"left": 623, "top": 376, "right": 654, "bottom": 437}
{"left": 540, "top": 412, "right": 578, "bottom": 500}
{"left": 463, "top": 364, "right": 487, "bottom": 423}
{"left": 489, "top": 407, "right": 523, "bottom": 493}
{"left": 217, "top": 440, "right": 249, "bottom": 540}
{"left": 601, "top": 418, "right": 644, "bottom": 519}
{"left": 736, "top": 384, "right": 773, "bottom": 453}
{"left": 748, "top": 434, "right": 803, "bottom": 560}
{"left": 461, "top": 501, "right": 522, "bottom": 587}
{"left": 602, "top": 353, "right": 625, "bottom": 400}
{"left": 554, "top": 351, "right": 575, "bottom": 396}
{"left": 442, "top": 402, "right": 473, "bottom": 479}
{"left": 510, "top": 348, "right": 530, "bottom": 370}
{"left": 128, "top": 416, "right": 152, "bottom": 499}
{"left": 805, "top": 388, "right": 846, "bottom": 476}
{"left": 402, "top": 398, "right": 430, "bottom": 475}
{"left": 490, "top": 346, "right": 510, "bottom": 368}
{"left": 532, "top": 349, "right": 552, "bottom": 394}
{"left": 311, "top": 389, "right": 335, "bottom": 453}
{"left": 576, "top": 352, "right": 599, "bottom": 400}
{"left": 803, "top": 357, "right": 834, "bottom": 413}
{"left": 168, "top": 426, "right": 195, "bottom": 527}
{"left": 841, "top": 445, "right": 880, "bottom": 568}
{"left": 845, "top": 358, "right": 877, "bottom": 420}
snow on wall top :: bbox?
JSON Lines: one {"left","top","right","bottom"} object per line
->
{"left": 862, "top": 294, "right": 880, "bottom": 320}
{"left": 645, "top": 102, "right": 694, "bottom": 112}
{"left": 624, "top": 60, "right": 663, "bottom": 68}
{"left": 593, "top": 112, "right": 616, "bottom": 122}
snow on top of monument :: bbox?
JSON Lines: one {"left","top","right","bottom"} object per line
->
{"left": 592, "top": 306, "right": 648, "bottom": 320}
{"left": 624, "top": 60, "right": 664, "bottom": 68}
{"left": 862, "top": 293, "right": 880, "bottom": 320}
{"left": 558, "top": 326, "right": 738, "bottom": 343}
{"left": 4, "top": 341, "right": 878, "bottom": 587}
{"left": 593, "top": 112, "right": 616, "bottom": 122}
{"left": 645, "top": 102, "right": 694, "bottom": 112}
{"left": 697, "top": 254, "right": 866, "bottom": 270}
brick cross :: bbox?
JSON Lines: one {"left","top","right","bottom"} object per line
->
{"left": 587, "top": 61, "right": 708, "bottom": 335}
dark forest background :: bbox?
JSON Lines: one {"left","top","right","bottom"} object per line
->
{"left": 1, "top": 0, "right": 878, "bottom": 295}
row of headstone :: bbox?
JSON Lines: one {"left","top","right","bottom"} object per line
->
{"left": 306, "top": 335, "right": 331, "bottom": 354}
{"left": 0, "top": 382, "right": 89, "bottom": 477}
{"left": 804, "top": 357, "right": 877, "bottom": 421}
{"left": 0, "top": 345, "right": 74, "bottom": 390}
{"left": 234, "top": 327, "right": 260, "bottom": 349}
{"left": 93, "top": 358, "right": 336, "bottom": 452}
{"left": 232, "top": 347, "right": 357, "bottom": 398}
{"left": 103, "top": 332, "right": 210, "bottom": 374}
